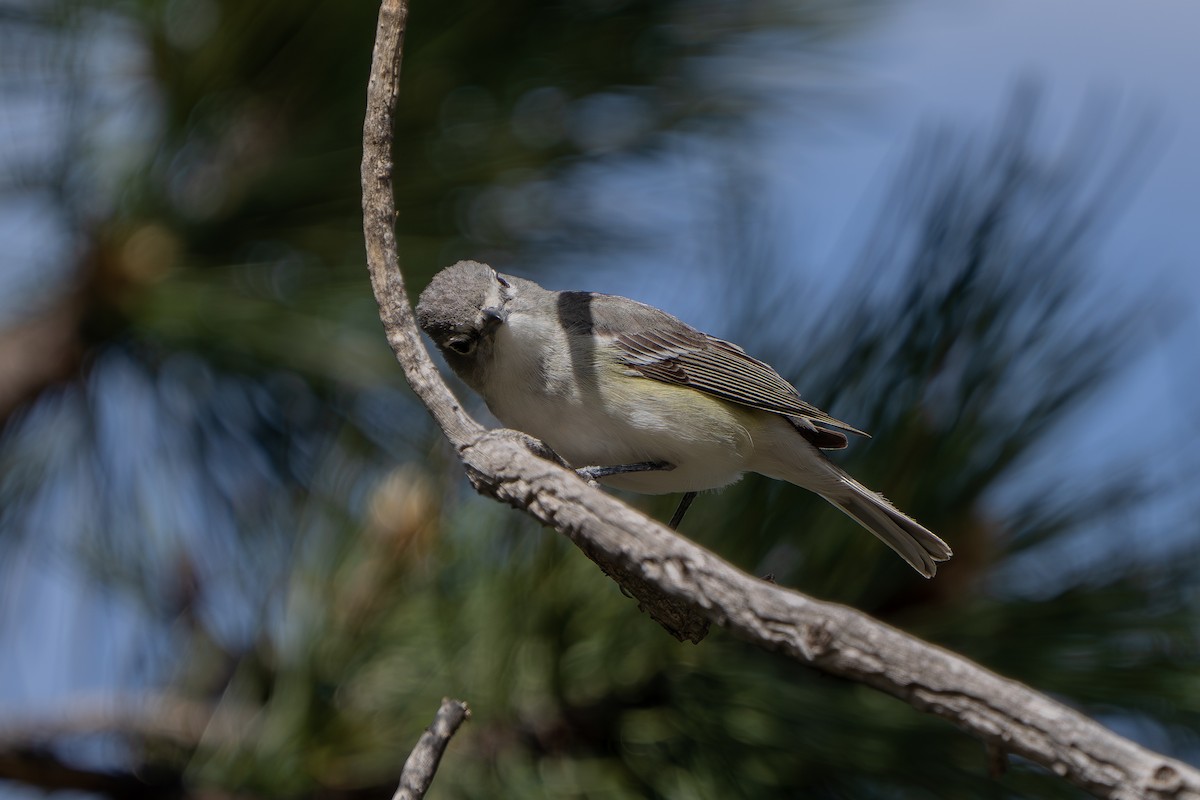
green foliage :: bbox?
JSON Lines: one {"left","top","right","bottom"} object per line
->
{"left": 0, "top": 2, "right": 1196, "bottom": 799}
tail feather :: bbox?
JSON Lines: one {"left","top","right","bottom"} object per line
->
{"left": 826, "top": 485, "right": 952, "bottom": 578}
{"left": 752, "top": 422, "right": 953, "bottom": 577}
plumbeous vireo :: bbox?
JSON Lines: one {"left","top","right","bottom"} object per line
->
{"left": 416, "top": 261, "right": 952, "bottom": 577}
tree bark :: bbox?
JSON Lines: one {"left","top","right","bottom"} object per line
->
{"left": 391, "top": 698, "right": 470, "bottom": 800}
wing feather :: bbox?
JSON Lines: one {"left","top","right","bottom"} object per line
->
{"left": 613, "top": 329, "right": 867, "bottom": 437}
{"left": 566, "top": 290, "right": 867, "bottom": 438}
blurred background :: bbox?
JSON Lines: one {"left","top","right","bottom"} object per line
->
{"left": 1, "top": 0, "right": 1198, "bottom": 797}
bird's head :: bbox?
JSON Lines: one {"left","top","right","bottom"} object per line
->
{"left": 416, "top": 260, "right": 516, "bottom": 378}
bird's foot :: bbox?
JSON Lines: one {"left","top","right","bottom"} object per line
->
{"left": 572, "top": 464, "right": 698, "bottom": 532}
{"left": 575, "top": 461, "right": 674, "bottom": 484}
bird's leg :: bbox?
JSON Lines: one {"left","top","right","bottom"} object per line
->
{"left": 668, "top": 491, "right": 698, "bottom": 530}
{"left": 573, "top": 463, "right": 695, "bottom": 530}
{"left": 575, "top": 461, "right": 673, "bottom": 483}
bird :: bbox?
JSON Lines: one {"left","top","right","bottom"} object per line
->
{"left": 416, "top": 260, "right": 952, "bottom": 577}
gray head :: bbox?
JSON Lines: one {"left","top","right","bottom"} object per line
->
{"left": 416, "top": 261, "right": 520, "bottom": 384}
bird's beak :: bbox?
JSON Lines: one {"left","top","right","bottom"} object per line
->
{"left": 482, "top": 307, "right": 506, "bottom": 328}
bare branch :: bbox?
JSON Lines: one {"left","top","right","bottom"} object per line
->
{"left": 0, "top": 693, "right": 256, "bottom": 751}
{"left": 0, "top": 693, "right": 470, "bottom": 800}
{"left": 0, "top": 692, "right": 252, "bottom": 798}
{"left": 360, "top": 0, "right": 478, "bottom": 448}
{"left": 360, "top": 1, "right": 1200, "bottom": 798}
{"left": 0, "top": 748, "right": 161, "bottom": 799}
{"left": 392, "top": 698, "right": 470, "bottom": 800}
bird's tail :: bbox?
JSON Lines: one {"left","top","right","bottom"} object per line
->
{"left": 756, "top": 432, "right": 952, "bottom": 577}
{"left": 822, "top": 471, "right": 952, "bottom": 578}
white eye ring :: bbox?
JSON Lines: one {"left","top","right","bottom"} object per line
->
{"left": 447, "top": 335, "right": 476, "bottom": 355}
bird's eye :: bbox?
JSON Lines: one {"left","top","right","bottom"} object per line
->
{"left": 496, "top": 274, "right": 511, "bottom": 288}
{"left": 447, "top": 335, "right": 476, "bottom": 355}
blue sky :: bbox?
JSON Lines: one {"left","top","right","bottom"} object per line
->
{"left": 806, "top": 0, "right": 1198, "bottom": 292}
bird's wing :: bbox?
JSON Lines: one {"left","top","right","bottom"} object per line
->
{"left": 615, "top": 328, "right": 867, "bottom": 437}
{"left": 565, "top": 291, "right": 867, "bottom": 439}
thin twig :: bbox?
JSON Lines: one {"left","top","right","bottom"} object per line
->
{"left": 360, "top": 0, "right": 478, "bottom": 448}
{"left": 391, "top": 698, "right": 471, "bottom": 800}
{"left": 360, "top": 1, "right": 1200, "bottom": 797}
